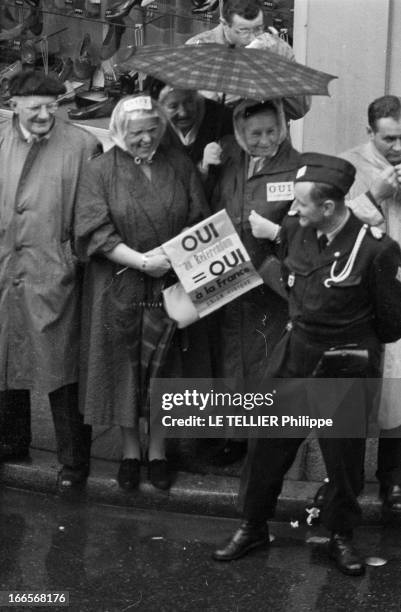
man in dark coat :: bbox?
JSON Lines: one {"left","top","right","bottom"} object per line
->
{"left": 212, "top": 153, "right": 401, "bottom": 576}
{"left": 0, "top": 71, "right": 100, "bottom": 487}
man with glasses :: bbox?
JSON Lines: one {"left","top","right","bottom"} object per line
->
{"left": 186, "top": 0, "right": 310, "bottom": 120}
{"left": 0, "top": 71, "right": 101, "bottom": 488}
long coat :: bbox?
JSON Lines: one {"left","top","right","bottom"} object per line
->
{"left": 0, "top": 118, "right": 100, "bottom": 393}
{"left": 75, "top": 145, "right": 206, "bottom": 427}
{"left": 342, "top": 142, "right": 401, "bottom": 428}
{"left": 211, "top": 137, "right": 301, "bottom": 379}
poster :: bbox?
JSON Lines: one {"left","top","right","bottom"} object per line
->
{"left": 162, "top": 209, "right": 263, "bottom": 317}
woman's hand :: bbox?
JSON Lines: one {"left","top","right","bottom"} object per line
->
{"left": 249, "top": 210, "right": 280, "bottom": 240}
{"left": 143, "top": 251, "right": 171, "bottom": 278}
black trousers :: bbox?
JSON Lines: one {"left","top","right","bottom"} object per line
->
{"left": 0, "top": 383, "right": 91, "bottom": 468}
{"left": 238, "top": 329, "right": 380, "bottom": 533}
{"left": 377, "top": 426, "right": 401, "bottom": 488}
{"left": 240, "top": 436, "right": 365, "bottom": 531}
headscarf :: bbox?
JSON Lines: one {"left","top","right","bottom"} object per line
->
{"left": 233, "top": 99, "right": 287, "bottom": 176}
{"left": 157, "top": 85, "right": 206, "bottom": 147}
{"left": 109, "top": 94, "right": 167, "bottom": 160}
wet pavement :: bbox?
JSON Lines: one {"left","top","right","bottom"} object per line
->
{"left": 0, "top": 487, "right": 400, "bottom": 612}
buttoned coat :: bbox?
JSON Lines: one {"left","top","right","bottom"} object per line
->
{"left": 0, "top": 118, "right": 100, "bottom": 392}
{"left": 211, "top": 137, "right": 301, "bottom": 379}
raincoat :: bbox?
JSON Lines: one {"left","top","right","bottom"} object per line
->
{"left": 342, "top": 141, "right": 401, "bottom": 429}
{"left": 211, "top": 100, "right": 301, "bottom": 379}
{"left": 0, "top": 117, "right": 100, "bottom": 392}
{"left": 75, "top": 144, "right": 206, "bottom": 427}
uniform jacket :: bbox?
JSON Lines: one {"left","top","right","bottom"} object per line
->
{"left": 75, "top": 145, "right": 207, "bottom": 426}
{"left": 0, "top": 118, "right": 100, "bottom": 392}
{"left": 210, "top": 136, "right": 301, "bottom": 379}
{"left": 281, "top": 212, "right": 401, "bottom": 345}
{"left": 342, "top": 141, "right": 401, "bottom": 428}
{"left": 186, "top": 24, "right": 310, "bottom": 121}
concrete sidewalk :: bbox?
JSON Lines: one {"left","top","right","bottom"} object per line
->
{"left": 0, "top": 448, "right": 386, "bottom": 526}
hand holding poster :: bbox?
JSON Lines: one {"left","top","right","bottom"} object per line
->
{"left": 162, "top": 210, "right": 263, "bottom": 319}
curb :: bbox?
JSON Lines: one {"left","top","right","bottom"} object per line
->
{"left": 0, "top": 448, "right": 385, "bottom": 525}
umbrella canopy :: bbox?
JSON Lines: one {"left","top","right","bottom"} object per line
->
{"left": 120, "top": 43, "right": 336, "bottom": 100}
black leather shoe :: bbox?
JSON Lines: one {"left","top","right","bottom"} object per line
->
{"left": 148, "top": 459, "right": 171, "bottom": 490}
{"left": 328, "top": 532, "right": 365, "bottom": 576}
{"left": 117, "top": 458, "right": 140, "bottom": 490}
{"left": 212, "top": 521, "right": 270, "bottom": 562}
{"left": 381, "top": 484, "right": 401, "bottom": 514}
{"left": 313, "top": 481, "right": 329, "bottom": 508}
{"left": 68, "top": 97, "right": 118, "bottom": 120}
{"left": 59, "top": 463, "right": 89, "bottom": 489}
{"left": 105, "top": 0, "right": 141, "bottom": 20}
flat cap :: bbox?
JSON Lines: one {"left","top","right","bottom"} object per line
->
{"left": 9, "top": 70, "right": 66, "bottom": 97}
{"left": 295, "top": 153, "right": 356, "bottom": 195}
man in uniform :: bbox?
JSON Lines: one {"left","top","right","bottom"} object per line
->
{"left": 313, "top": 96, "right": 401, "bottom": 516}
{"left": 212, "top": 153, "right": 401, "bottom": 575}
{"left": 0, "top": 71, "right": 100, "bottom": 487}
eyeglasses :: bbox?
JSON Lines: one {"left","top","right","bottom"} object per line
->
{"left": 231, "top": 25, "right": 265, "bottom": 38}
{"left": 23, "top": 102, "right": 58, "bottom": 114}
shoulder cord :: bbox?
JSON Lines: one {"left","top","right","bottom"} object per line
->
{"left": 323, "top": 224, "right": 368, "bottom": 288}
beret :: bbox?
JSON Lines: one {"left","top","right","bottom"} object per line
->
{"left": 9, "top": 70, "right": 66, "bottom": 97}
{"left": 295, "top": 152, "right": 356, "bottom": 195}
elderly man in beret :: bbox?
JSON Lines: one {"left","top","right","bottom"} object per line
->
{"left": 213, "top": 153, "right": 401, "bottom": 576}
{"left": 0, "top": 71, "right": 101, "bottom": 487}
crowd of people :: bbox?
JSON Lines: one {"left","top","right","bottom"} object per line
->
{"left": 1, "top": 0, "right": 401, "bottom": 579}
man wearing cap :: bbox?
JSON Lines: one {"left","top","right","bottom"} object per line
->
{"left": 0, "top": 71, "right": 101, "bottom": 487}
{"left": 186, "top": 0, "right": 309, "bottom": 120}
{"left": 212, "top": 153, "right": 401, "bottom": 576}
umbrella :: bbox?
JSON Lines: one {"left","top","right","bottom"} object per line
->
{"left": 120, "top": 43, "right": 336, "bottom": 100}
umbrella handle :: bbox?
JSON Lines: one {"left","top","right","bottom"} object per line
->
{"left": 214, "top": 92, "right": 226, "bottom": 141}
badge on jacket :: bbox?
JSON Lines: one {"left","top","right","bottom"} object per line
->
{"left": 266, "top": 181, "right": 295, "bottom": 202}
{"left": 288, "top": 273, "right": 295, "bottom": 288}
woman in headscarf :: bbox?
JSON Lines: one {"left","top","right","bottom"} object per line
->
{"left": 75, "top": 94, "right": 207, "bottom": 490}
{"left": 210, "top": 99, "right": 301, "bottom": 460}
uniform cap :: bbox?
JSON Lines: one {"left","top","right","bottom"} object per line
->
{"left": 9, "top": 70, "right": 66, "bottom": 97}
{"left": 295, "top": 153, "right": 356, "bottom": 195}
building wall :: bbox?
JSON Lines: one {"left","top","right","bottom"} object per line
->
{"left": 292, "top": 0, "right": 401, "bottom": 155}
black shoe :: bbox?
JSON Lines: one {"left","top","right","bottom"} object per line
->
{"left": 105, "top": 0, "right": 141, "bottom": 20}
{"left": 313, "top": 481, "right": 329, "bottom": 508}
{"left": 68, "top": 97, "right": 118, "bottom": 120}
{"left": 211, "top": 440, "right": 247, "bottom": 466}
{"left": 0, "top": 445, "right": 30, "bottom": 463}
{"left": 381, "top": 484, "right": 401, "bottom": 514}
{"left": 328, "top": 532, "right": 365, "bottom": 576}
{"left": 117, "top": 458, "right": 140, "bottom": 490}
{"left": 59, "top": 463, "right": 89, "bottom": 489}
{"left": 212, "top": 521, "right": 270, "bottom": 562}
{"left": 148, "top": 459, "right": 171, "bottom": 490}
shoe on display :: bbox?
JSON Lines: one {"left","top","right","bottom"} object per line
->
{"left": 68, "top": 96, "right": 118, "bottom": 120}
{"left": 100, "top": 19, "right": 126, "bottom": 61}
{"left": 105, "top": 0, "right": 142, "bottom": 21}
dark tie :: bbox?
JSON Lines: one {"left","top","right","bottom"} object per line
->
{"left": 317, "top": 234, "right": 328, "bottom": 252}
